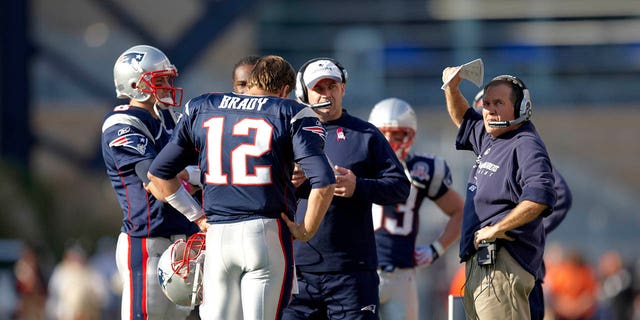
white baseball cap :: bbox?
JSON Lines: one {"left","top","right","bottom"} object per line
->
{"left": 303, "top": 60, "right": 343, "bottom": 89}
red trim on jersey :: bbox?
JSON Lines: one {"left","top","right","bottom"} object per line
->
{"left": 275, "top": 219, "right": 288, "bottom": 320}
{"left": 127, "top": 236, "right": 134, "bottom": 319}
{"left": 141, "top": 238, "right": 148, "bottom": 319}
{"left": 117, "top": 167, "right": 134, "bottom": 226}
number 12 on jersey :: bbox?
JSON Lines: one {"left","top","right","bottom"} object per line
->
{"left": 203, "top": 116, "right": 274, "bottom": 186}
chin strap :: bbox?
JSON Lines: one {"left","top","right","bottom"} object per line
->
{"left": 153, "top": 103, "right": 164, "bottom": 140}
{"left": 190, "top": 253, "right": 205, "bottom": 307}
{"left": 153, "top": 102, "right": 180, "bottom": 140}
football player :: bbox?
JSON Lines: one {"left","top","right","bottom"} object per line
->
{"left": 101, "top": 45, "right": 200, "bottom": 319}
{"left": 232, "top": 55, "right": 260, "bottom": 94}
{"left": 147, "top": 55, "right": 336, "bottom": 320}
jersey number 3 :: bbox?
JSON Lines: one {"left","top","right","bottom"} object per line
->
{"left": 372, "top": 186, "right": 418, "bottom": 235}
{"left": 203, "top": 117, "right": 273, "bottom": 186}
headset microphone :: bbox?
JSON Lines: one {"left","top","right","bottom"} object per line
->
{"left": 309, "top": 101, "right": 331, "bottom": 109}
{"left": 488, "top": 120, "right": 509, "bottom": 128}
{"left": 488, "top": 116, "right": 526, "bottom": 128}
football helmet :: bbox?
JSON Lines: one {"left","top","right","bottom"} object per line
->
{"left": 157, "top": 232, "right": 206, "bottom": 307}
{"left": 113, "top": 45, "right": 183, "bottom": 106}
{"left": 473, "top": 89, "right": 484, "bottom": 112}
{"left": 368, "top": 98, "right": 417, "bottom": 160}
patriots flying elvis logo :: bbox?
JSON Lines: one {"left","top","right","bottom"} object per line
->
{"left": 158, "top": 268, "right": 168, "bottom": 290}
{"left": 302, "top": 125, "right": 327, "bottom": 140}
{"left": 109, "top": 133, "right": 148, "bottom": 155}
{"left": 118, "top": 52, "right": 145, "bottom": 72}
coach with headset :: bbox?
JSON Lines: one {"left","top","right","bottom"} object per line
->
{"left": 442, "top": 67, "right": 556, "bottom": 319}
{"left": 283, "top": 58, "right": 410, "bottom": 320}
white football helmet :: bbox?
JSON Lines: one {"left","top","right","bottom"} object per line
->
{"left": 157, "top": 232, "right": 206, "bottom": 307}
{"left": 368, "top": 97, "right": 417, "bottom": 160}
{"left": 473, "top": 89, "right": 484, "bottom": 112}
{"left": 113, "top": 45, "right": 183, "bottom": 106}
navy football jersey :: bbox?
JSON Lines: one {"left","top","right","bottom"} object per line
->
{"left": 165, "top": 93, "right": 328, "bottom": 223}
{"left": 373, "top": 153, "right": 452, "bottom": 269}
{"left": 101, "top": 105, "right": 198, "bottom": 238}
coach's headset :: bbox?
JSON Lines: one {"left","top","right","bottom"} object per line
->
{"left": 295, "top": 57, "right": 348, "bottom": 104}
{"left": 487, "top": 74, "right": 532, "bottom": 128}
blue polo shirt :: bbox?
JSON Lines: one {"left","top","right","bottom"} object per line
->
{"left": 456, "top": 109, "right": 556, "bottom": 279}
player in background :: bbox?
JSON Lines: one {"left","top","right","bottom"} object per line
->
{"left": 474, "top": 89, "right": 573, "bottom": 320}
{"left": 232, "top": 55, "right": 260, "bottom": 94}
{"left": 368, "top": 97, "right": 464, "bottom": 320}
{"left": 146, "top": 55, "right": 336, "bottom": 320}
{"left": 101, "top": 45, "right": 200, "bottom": 319}
{"left": 283, "top": 58, "right": 411, "bottom": 320}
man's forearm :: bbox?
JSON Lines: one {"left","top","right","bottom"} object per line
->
{"left": 495, "top": 200, "right": 548, "bottom": 233}
{"left": 303, "top": 184, "right": 335, "bottom": 238}
{"left": 475, "top": 200, "right": 548, "bottom": 246}
{"left": 149, "top": 172, "right": 203, "bottom": 222}
{"left": 434, "top": 190, "right": 464, "bottom": 250}
{"left": 444, "top": 85, "right": 470, "bottom": 128}
{"left": 148, "top": 173, "right": 182, "bottom": 201}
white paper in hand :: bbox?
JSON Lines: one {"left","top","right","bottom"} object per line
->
{"left": 441, "top": 58, "right": 484, "bottom": 90}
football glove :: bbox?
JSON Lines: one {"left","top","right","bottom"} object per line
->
{"left": 414, "top": 241, "right": 445, "bottom": 268}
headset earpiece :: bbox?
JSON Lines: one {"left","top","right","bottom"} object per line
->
{"left": 295, "top": 57, "right": 347, "bottom": 103}
{"left": 521, "top": 88, "right": 532, "bottom": 120}
{"left": 295, "top": 68, "right": 307, "bottom": 103}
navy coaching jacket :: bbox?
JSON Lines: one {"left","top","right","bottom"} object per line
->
{"left": 294, "top": 110, "right": 411, "bottom": 273}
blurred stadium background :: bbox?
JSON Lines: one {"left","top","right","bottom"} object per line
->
{"left": 1, "top": 0, "right": 639, "bottom": 318}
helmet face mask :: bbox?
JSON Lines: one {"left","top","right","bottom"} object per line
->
{"left": 369, "top": 98, "right": 417, "bottom": 160}
{"left": 378, "top": 127, "right": 415, "bottom": 160}
{"left": 137, "top": 69, "right": 182, "bottom": 107}
{"left": 158, "top": 233, "right": 206, "bottom": 307}
{"left": 114, "top": 45, "right": 183, "bottom": 107}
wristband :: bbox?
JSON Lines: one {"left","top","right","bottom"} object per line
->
{"left": 431, "top": 240, "right": 445, "bottom": 257}
{"left": 165, "top": 186, "right": 204, "bottom": 221}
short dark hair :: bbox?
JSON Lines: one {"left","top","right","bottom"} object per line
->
{"left": 485, "top": 79, "right": 523, "bottom": 111}
{"left": 233, "top": 55, "right": 261, "bottom": 76}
